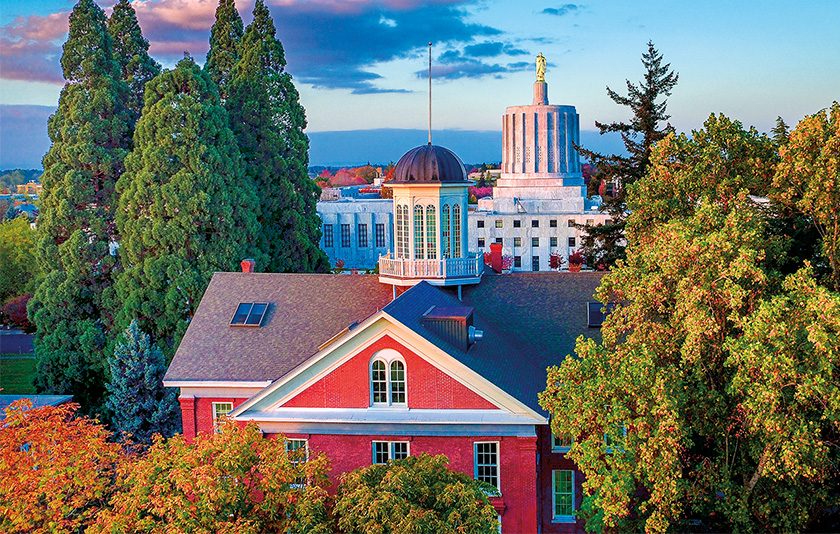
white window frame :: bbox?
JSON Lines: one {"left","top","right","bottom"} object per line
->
{"left": 285, "top": 438, "right": 309, "bottom": 488}
{"left": 372, "top": 440, "right": 410, "bottom": 464}
{"left": 552, "top": 469, "right": 575, "bottom": 522}
{"left": 369, "top": 350, "right": 407, "bottom": 407}
{"left": 473, "top": 441, "right": 500, "bottom": 491}
{"left": 551, "top": 431, "right": 573, "bottom": 453}
{"left": 212, "top": 402, "right": 233, "bottom": 432}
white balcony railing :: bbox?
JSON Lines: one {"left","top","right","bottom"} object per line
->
{"left": 379, "top": 253, "right": 482, "bottom": 280}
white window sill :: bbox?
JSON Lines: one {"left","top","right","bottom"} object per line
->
{"left": 552, "top": 517, "right": 576, "bottom": 524}
{"left": 551, "top": 447, "right": 571, "bottom": 454}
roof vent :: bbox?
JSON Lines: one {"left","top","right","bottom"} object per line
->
{"left": 421, "top": 305, "right": 477, "bottom": 351}
{"left": 468, "top": 325, "right": 483, "bottom": 344}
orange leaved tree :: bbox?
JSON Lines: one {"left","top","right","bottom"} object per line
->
{"left": 90, "top": 419, "right": 333, "bottom": 533}
{"left": 0, "top": 400, "right": 123, "bottom": 534}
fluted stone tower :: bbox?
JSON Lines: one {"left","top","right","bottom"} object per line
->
{"left": 494, "top": 60, "right": 585, "bottom": 213}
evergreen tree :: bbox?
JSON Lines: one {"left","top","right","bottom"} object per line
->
{"left": 576, "top": 41, "right": 678, "bottom": 268}
{"left": 770, "top": 115, "right": 790, "bottom": 147}
{"left": 114, "top": 57, "right": 260, "bottom": 360}
{"left": 227, "top": 0, "right": 328, "bottom": 272}
{"left": 106, "top": 319, "right": 179, "bottom": 445}
{"left": 29, "top": 0, "right": 132, "bottom": 414}
{"left": 205, "top": 0, "right": 244, "bottom": 102}
{"left": 108, "top": 0, "right": 161, "bottom": 126}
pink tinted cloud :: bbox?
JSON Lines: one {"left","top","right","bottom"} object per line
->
{"left": 0, "top": 12, "right": 68, "bottom": 84}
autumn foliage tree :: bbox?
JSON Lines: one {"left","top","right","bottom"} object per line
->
{"left": 90, "top": 420, "right": 332, "bottom": 533}
{"left": 540, "top": 113, "right": 840, "bottom": 533}
{"left": 0, "top": 400, "right": 123, "bottom": 534}
{"left": 334, "top": 454, "right": 500, "bottom": 534}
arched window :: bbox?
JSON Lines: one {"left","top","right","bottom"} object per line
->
{"left": 395, "top": 205, "right": 404, "bottom": 257}
{"left": 452, "top": 204, "right": 461, "bottom": 258}
{"left": 441, "top": 205, "right": 451, "bottom": 259}
{"left": 426, "top": 205, "right": 436, "bottom": 260}
{"left": 370, "top": 351, "right": 407, "bottom": 406}
{"left": 414, "top": 205, "right": 425, "bottom": 259}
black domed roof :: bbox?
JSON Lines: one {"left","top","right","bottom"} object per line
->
{"left": 391, "top": 144, "right": 468, "bottom": 183}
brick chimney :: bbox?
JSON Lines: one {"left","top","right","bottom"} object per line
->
{"left": 241, "top": 258, "right": 256, "bottom": 273}
{"left": 489, "top": 243, "right": 502, "bottom": 273}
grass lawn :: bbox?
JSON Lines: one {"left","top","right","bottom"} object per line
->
{"left": 0, "top": 356, "right": 37, "bottom": 395}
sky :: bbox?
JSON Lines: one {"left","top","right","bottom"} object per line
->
{"left": 1, "top": 0, "right": 839, "bottom": 168}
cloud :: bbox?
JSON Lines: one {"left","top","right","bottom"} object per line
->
{"left": 463, "top": 41, "right": 528, "bottom": 58}
{"left": 421, "top": 46, "right": 532, "bottom": 81}
{"left": 0, "top": 12, "right": 68, "bottom": 84}
{"left": 540, "top": 4, "right": 581, "bottom": 16}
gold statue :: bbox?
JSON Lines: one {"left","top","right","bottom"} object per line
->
{"left": 536, "top": 52, "right": 546, "bottom": 82}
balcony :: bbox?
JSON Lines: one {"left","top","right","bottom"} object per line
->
{"left": 378, "top": 253, "right": 483, "bottom": 287}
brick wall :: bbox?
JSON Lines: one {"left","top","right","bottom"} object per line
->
{"left": 537, "top": 425, "right": 587, "bottom": 533}
{"left": 282, "top": 334, "right": 497, "bottom": 410}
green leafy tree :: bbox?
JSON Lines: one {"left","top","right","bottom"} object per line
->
{"left": 106, "top": 319, "right": 179, "bottom": 445}
{"left": 227, "top": 0, "right": 328, "bottom": 273}
{"left": 90, "top": 421, "right": 332, "bottom": 533}
{"left": 205, "top": 0, "right": 243, "bottom": 102}
{"left": 540, "top": 114, "right": 840, "bottom": 533}
{"left": 576, "top": 41, "right": 678, "bottom": 268}
{"left": 334, "top": 454, "right": 500, "bottom": 534}
{"left": 0, "top": 217, "right": 40, "bottom": 304}
{"left": 108, "top": 0, "right": 161, "bottom": 126}
{"left": 29, "top": 0, "right": 132, "bottom": 414}
{"left": 114, "top": 57, "right": 260, "bottom": 360}
{"left": 773, "top": 102, "right": 840, "bottom": 291}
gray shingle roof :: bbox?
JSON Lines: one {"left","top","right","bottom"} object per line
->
{"left": 165, "top": 271, "right": 604, "bottom": 415}
{"left": 164, "top": 273, "right": 394, "bottom": 383}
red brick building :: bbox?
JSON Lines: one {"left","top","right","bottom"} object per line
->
{"left": 164, "top": 144, "right": 605, "bottom": 533}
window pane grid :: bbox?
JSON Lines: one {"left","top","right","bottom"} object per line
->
{"left": 426, "top": 205, "right": 436, "bottom": 259}
{"left": 553, "top": 470, "right": 573, "bottom": 517}
{"left": 375, "top": 223, "right": 385, "bottom": 248}
{"left": 358, "top": 224, "right": 368, "bottom": 248}
{"left": 372, "top": 361, "right": 387, "bottom": 403}
{"left": 341, "top": 224, "right": 351, "bottom": 247}
{"left": 452, "top": 205, "right": 461, "bottom": 257}
{"left": 475, "top": 442, "right": 499, "bottom": 488}
{"left": 324, "top": 224, "right": 334, "bottom": 247}
{"left": 414, "top": 205, "right": 425, "bottom": 259}
{"left": 442, "top": 205, "right": 451, "bottom": 258}
{"left": 390, "top": 361, "right": 406, "bottom": 404}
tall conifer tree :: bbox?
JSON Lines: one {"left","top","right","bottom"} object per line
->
{"left": 29, "top": 0, "right": 132, "bottom": 413}
{"left": 108, "top": 0, "right": 160, "bottom": 126}
{"left": 228, "top": 0, "right": 328, "bottom": 272}
{"left": 577, "top": 42, "right": 678, "bottom": 268}
{"left": 114, "top": 57, "right": 260, "bottom": 359}
{"left": 205, "top": 0, "right": 244, "bottom": 102}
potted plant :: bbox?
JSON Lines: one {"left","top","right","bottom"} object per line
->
{"left": 501, "top": 255, "right": 514, "bottom": 274}
{"left": 549, "top": 251, "right": 566, "bottom": 271}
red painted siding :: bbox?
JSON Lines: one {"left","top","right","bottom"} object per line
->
{"left": 537, "top": 425, "right": 587, "bottom": 533}
{"left": 282, "top": 334, "right": 498, "bottom": 410}
{"left": 266, "top": 432, "right": 538, "bottom": 534}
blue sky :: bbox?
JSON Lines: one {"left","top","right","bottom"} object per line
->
{"left": 1, "top": 0, "right": 839, "bottom": 168}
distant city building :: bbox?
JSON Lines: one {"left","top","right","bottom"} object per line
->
{"left": 16, "top": 181, "right": 42, "bottom": 196}
{"left": 317, "top": 197, "right": 393, "bottom": 270}
{"left": 467, "top": 75, "right": 609, "bottom": 270}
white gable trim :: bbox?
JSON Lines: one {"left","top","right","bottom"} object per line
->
{"left": 230, "top": 310, "right": 545, "bottom": 423}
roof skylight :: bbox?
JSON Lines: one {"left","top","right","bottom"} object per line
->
{"left": 231, "top": 302, "right": 269, "bottom": 327}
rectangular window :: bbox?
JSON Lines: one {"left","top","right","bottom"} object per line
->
{"left": 477, "top": 220, "right": 485, "bottom": 228}
{"left": 568, "top": 237, "right": 576, "bottom": 248}
{"left": 552, "top": 432, "right": 573, "bottom": 452}
{"left": 478, "top": 238, "right": 485, "bottom": 248}
{"left": 495, "top": 237, "right": 503, "bottom": 245}
{"left": 550, "top": 236, "right": 557, "bottom": 247}
{"left": 341, "top": 224, "right": 351, "bottom": 248}
{"left": 550, "top": 219, "right": 557, "bottom": 228}
{"left": 212, "top": 402, "right": 233, "bottom": 432}
{"left": 495, "top": 219, "right": 503, "bottom": 229}
{"left": 373, "top": 441, "right": 410, "bottom": 464}
{"left": 474, "top": 442, "right": 499, "bottom": 489}
{"left": 588, "top": 301, "right": 614, "bottom": 328}
{"left": 605, "top": 219, "right": 613, "bottom": 226}
{"left": 532, "top": 237, "right": 539, "bottom": 247}
{"left": 567, "top": 219, "right": 576, "bottom": 227}
{"left": 552, "top": 470, "right": 574, "bottom": 520}
{"left": 324, "top": 224, "right": 334, "bottom": 247}
{"left": 230, "top": 302, "right": 268, "bottom": 327}
{"left": 604, "top": 424, "right": 627, "bottom": 452}
{"left": 514, "top": 255, "right": 521, "bottom": 268}
{"left": 531, "top": 220, "right": 539, "bottom": 228}
{"left": 357, "top": 223, "right": 368, "bottom": 248}
{"left": 513, "top": 219, "right": 521, "bottom": 228}
{"left": 532, "top": 256, "right": 540, "bottom": 271}
{"left": 375, "top": 223, "right": 385, "bottom": 248}
{"left": 586, "top": 219, "right": 595, "bottom": 226}
{"left": 287, "top": 438, "right": 309, "bottom": 486}
{"left": 514, "top": 237, "right": 521, "bottom": 247}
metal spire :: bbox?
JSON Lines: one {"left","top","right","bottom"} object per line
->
{"left": 428, "top": 42, "right": 432, "bottom": 145}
